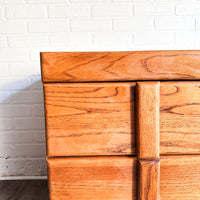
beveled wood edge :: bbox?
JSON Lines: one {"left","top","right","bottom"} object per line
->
{"left": 137, "top": 82, "right": 160, "bottom": 200}
{"left": 40, "top": 50, "right": 200, "bottom": 83}
{"left": 138, "top": 159, "right": 160, "bottom": 200}
{"left": 137, "top": 82, "right": 160, "bottom": 159}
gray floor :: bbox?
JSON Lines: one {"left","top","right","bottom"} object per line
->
{"left": 0, "top": 180, "right": 49, "bottom": 200}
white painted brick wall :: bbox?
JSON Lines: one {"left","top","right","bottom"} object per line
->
{"left": 6, "top": 5, "right": 47, "bottom": 18}
{"left": 113, "top": 17, "right": 154, "bottom": 31}
{"left": 134, "top": 2, "right": 174, "bottom": 16}
{"left": 71, "top": 18, "right": 112, "bottom": 31}
{"left": 92, "top": 3, "right": 132, "bottom": 16}
{"left": 28, "top": 19, "right": 69, "bottom": 32}
{"left": 155, "top": 16, "right": 195, "bottom": 30}
{"left": 49, "top": 4, "right": 90, "bottom": 17}
{"left": 0, "top": 0, "right": 200, "bottom": 179}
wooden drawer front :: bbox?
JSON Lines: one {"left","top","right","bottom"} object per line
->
{"left": 48, "top": 157, "right": 137, "bottom": 200}
{"left": 160, "top": 82, "right": 200, "bottom": 154}
{"left": 47, "top": 156, "right": 200, "bottom": 200}
{"left": 44, "top": 83, "right": 136, "bottom": 156}
{"left": 44, "top": 82, "right": 200, "bottom": 156}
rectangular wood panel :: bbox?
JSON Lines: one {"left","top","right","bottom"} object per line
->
{"left": 138, "top": 160, "right": 160, "bottom": 200}
{"left": 44, "top": 82, "right": 200, "bottom": 156}
{"left": 44, "top": 82, "right": 136, "bottom": 156}
{"left": 160, "top": 82, "right": 200, "bottom": 154}
{"left": 47, "top": 156, "right": 200, "bottom": 200}
{"left": 160, "top": 155, "right": 200, "bottom": 199}
{"left": 47, "top": 157, "right": 137, "bottom": 200}
{"left": 137, "top": 82, "right": 160, "bottom": 200}
{"left": 41, "top": 51, "right": 200, "bottom": 83}
{"left": 137, "top": 82, "right": 160, "bottom": 159}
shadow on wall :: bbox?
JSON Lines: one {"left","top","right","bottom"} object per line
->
{"left": 0, "top": 77, "right": 47, "bottom": 177}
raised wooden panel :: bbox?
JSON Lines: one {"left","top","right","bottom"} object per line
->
{"left": 44, "top": 83, "right": 136, "bottom": 156}
{"left": 160, "top": 82, "right": 200, "bottom": 154}
{"left": 41, "top": 51, "right": 200, "bottom": 83}
{"left": 47, "top": 157, "right": 137, "bottom": 200}
{"left": 160, "top": 155, "right": 200, "bottom": 199}
{"left": 47, "top": 156, "right": 200, "bottom": 200}
{"left": 137, "top": 82, "right": 160, "bottom": 159}
{"left": 138, "top": 159, "right": 160, "bottom": 200}
{"left": 44, "top": 82, "right": 200, "bottom": 156}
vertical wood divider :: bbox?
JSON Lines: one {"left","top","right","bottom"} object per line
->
{"left": 136, "top": 82, "right": 160, "bottom": 200}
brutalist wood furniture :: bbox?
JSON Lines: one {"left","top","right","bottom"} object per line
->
{"left": 41, "top": 51, "right": 200, "bottom": 200}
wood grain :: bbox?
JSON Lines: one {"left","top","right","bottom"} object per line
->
{"left": 160, "top": 82, "right": 200, "bottom": 154}
{"left": 44, "top": 82, "right": 200, "bottom": 156}
{"left": 47, "top": 156, "right": 137, "bottom": 200}
{"left": 138, "top": 159, "right": 160, "bottom": 200}
{"left": 41, "top": 51, "right": 200, "bottom": 82}
{"left": 137, "top": 82, "right": 160, "bottom": 159}
{"left": 47, "top": 156, "right": 200, "bottom": 200}
{"left": 44, "top": 82, "right": 136, "bottom": 156}
{"left": 160, "top": 155, "right": 200, "bottom": 200}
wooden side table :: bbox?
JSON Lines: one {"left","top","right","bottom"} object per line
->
{"left": 41, "top": 51, "right": 200, "bottom": 200}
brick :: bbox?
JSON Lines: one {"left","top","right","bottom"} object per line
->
{"left": 32, "top": 131, "right": 46, "bottom": 143}
{"left": 0, "top": 105, "right": 31, "bottom": 117}
{"left": 0, "top": 49, "right": 28, "bottom": 62}
{"left": 49, "top": 4, "right": 89, "bottom": 18}
{"left": 92, "top": 3, "right": 132, "bottom": 16}
{"left": 0, "top": 118, "right": 12, "bottom": 130}
{"left": 0, "top": 36, "right": 7, "bottom": 47}
{"left": 134, "top": 2, "right": 174, "bottom": 16}
{"left": 0, "top": 0, "right": 25, "bottom": 4}
{"left": 29, "top": 49, "right": 47, "bottom": 61}
{"left": 134, "top": 31, "right": 174, "bottom": 44}
{"left": 0, "top": 130, "right": 45, "bottom": 144}
{"left": 70, "top": 33, "right": 92, "bottom": 46}
{"left": 29, "top": 47, "right": 67, "bottom": 61}
{"left": 114, "top": 0, "right": 148, "bottom": 1}
{"left": 12, "top": 78, "right": 32, "bottom": 90}
{"left": 113, "top": 17, "right": 154, "bottom": 31}
{"left": 154, "top": 0, "right": 192, "bottom": 1}
{"left": 155, "top": 16, "right": 195, "bottom": 30}
{"left": 0, "top": 78, "right": 31, "bottom": 91}
{"left": 94, "top": 32, "right": 132, "bottom": 46}
{"left": 30, "top": 78, "right": 43, "bottom": 90}
{"left": 8, "top": 35, "right": 49, "bottom": 47}
{"left": 14, "top": 117, "right": 45, "bottom": 130}
{"left": 32, "top": 104, "right": 44, "bottom": 116}
{"left": 71, "top": 0, "right": 105, "bottom": 2}
{"left": 0, "top": 92, "right": 11, "bottom": 103}
{"left": 6, "top": 5, "right": 46, "bottom": 19}
{"left": 195, "top": 17, "right": 200, "bottom": 29}
{"left": 176, "top": 3, "right": 200, "bottom": 15}
{"left": 0, "top": 158, "right": 46, "bottom": 176}
{"left": 28, "top": 19, "right": 68, "bottom": 33}
{"left": 0, "top": 21, "right": 26, "bottom": 34}
{"left": 69, "top": 3, "right": 90, "bottom": 17}
{"left": 0, "top": 6, "right": 4, "bottom": 19}
{"left": 0, "top": 131, "right": 34, "bottom": 143}
{"left": 0, "top": 143, "right": 46, "bottom": 158}
{"left": 71, "top": 18, "right": 112, "bottom": 31}
{"left": 11, "top": 91, "right": 43, "bottom": 103}
{"left": 10, "top": 62, "right": 41, "bottom": 76}
{"left": 27, "top": 0, "right": 66, "bottom": 3}
{"left": 175, "top": 31, "right": 200, "bottom": 43}
{"left": 50, "top": 33, "right": 92, "bottom": 46}
{"left": 50, "top": 33, "right": 70, "bottom": 46}
{"left": 0, "top": 63, "right": 9, "bottom": 77}
{"left": 134, "top": 43, "right": 199, "bottom": 51}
